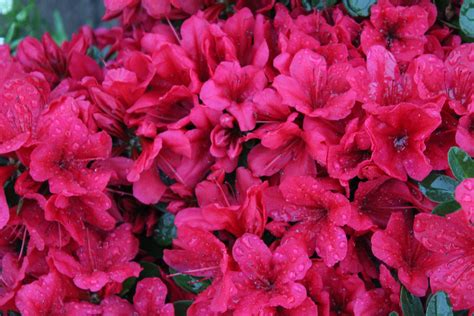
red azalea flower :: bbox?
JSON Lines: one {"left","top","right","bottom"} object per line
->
{"left": 228, "top": 233, "right": 311, "bottom": 314}
{"left": 305, "top": 261, "right": 366, "bottom": 316}
{"left": 150, "top": 42, "right": 201, "bottom": 95}
{"left": 365, "top": 102, "right": 441, "bottom": 181}
{"left": 21, "top": 201, "right": 71, "bottom": 251}
{"left": 164, "top": 226, "right": 229, "bottom": 279}
{"left": 273, "top": 49, "right": 355, "bottom": 120}
{"left": 163, "top": 226, "right": 231, "bottom": 312}
{"left": 444, "top": 45, "right": 474, "bottom": 115}
{"left": 455, "top": 113, "right": 474, "bottom": 157}
{"left": 455, "top": 179, "right": 474, "bottom": 223}
{"left": 235, "top": 0, "right": 275, "bottom": 13}
{"left": 102, "top": 51, "right": 155, "bottom": 106}
{"left": 339, "top": 236, "right": 378, "bottom": 281}
{"left": 352, "top": 176, "right": 434, "bottom": 228}
{"left": 103, "top": 0, "right": 139, "bottom": 20}
{"left": 0, "top": 74, "right": 49, "bottom": 154}
{"left": 413, "top": 44, "right": 474, "bottom": 115}
{"left": 45, "top": 193, "right": 116, "bottom": 245}
{"left": 222, "top": 8, "right": 269, "bottom": 67}
{"left": 327, "top": 117, "right": 372, "bottom": 181}
{"left": 0, "top": 166, "right": 16, "bottom": 230}
{"left": 29, "top": 110, "right": 112, "bottom": 196}
{"left": 210, "top": 114, "right": 245, "bottom": 172}
{"left": 423, "top": 106, "right": 458, "bottom": 170}
{"left": 361, "top": 2, "right": 430, "bottom": 62}
{"left": 176, "top": 168, "right": 267, "bottom": 237}
{"left": 414, "top": 211, "right": 474, "bottom": 310}
{"left": 128, "top": 129, "right": 213, "bottom": 204}
{"left": 133, "top": 278, "right": 174, "bottom": 316}
{"left": 126, "top": 86, "right": 196, "bottom": 132}
{"left": 50, "top": 224, "right": 141, "bottom": 292}
{"left": 264, "top": 176, "right": 351, "bottom": 266}
{"left": 349, "top": 45, "right": 426, "bottom": 113}
{"left": 372, "top": 212, "right": 433, "bottom": 296}
{"left": 0, "top": 253, "right": 28, "bottom": 308}
{"left": 353, "top": 265, "right": 401, "bottom": 316}
{"left": 16, "top": 34, "right": 67, "bottom": 85}
{"left": 247, "top": 115, "right": 321, "bottom": 178}
{"left": 200, "top": 61, "right": 267, "bottom": 131}
{"left": 15, "top": 271, "right": 83, "bottom": 316}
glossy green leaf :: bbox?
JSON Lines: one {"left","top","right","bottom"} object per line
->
{"left": 302, "top": 0, "right": 337, "bottom": 10}
{"left": 343, "top": 0, "right": 376, "bottom": 16}
{"left": 432, "top": 200, "right": 461, "bottom": 216}
{"left": 51, "top": 10, "right": 67, "bottom": 44}
{"left": 426, "top": 291, "right": 453, "bottom": 316}
{"left": 448, "top": 147, "right": 474, "bottom": 180}
{"left": 400, "top": 286, "right": 424, "bottom": 316}
{"left": 153, "top": 212, "right": 177, "bottom": 247}
{"left": 171, "top": 268, "right": 211, "bottom": 294}
{"left": 119, "top": 277, "right": 137, "bottom": 297}
{"left": 389, "top": 312, "right": 399, "bottom": 316}
{"left": 139, "top": 261, "right": 160, "bottom": 278}
{"left": 174, "top": 300, "right": 193, "bottom": 316}
{"left": 460, "top": 0, "right": 474, "bottom": 38}
{"left": 419, "top": 173, "right": 459, "bottom": 202}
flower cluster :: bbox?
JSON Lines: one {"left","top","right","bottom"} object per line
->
{"left": 1, "top": 0, "right": 474, "bottom": 315}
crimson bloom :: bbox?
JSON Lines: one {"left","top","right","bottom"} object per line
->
{"left": 414, "top": 211, "right": 474, "bottom": 310}
{"left": 414, "top": 44, "right": 474, "bottom": 115}
{"left": 200, "top": 61, "right": 267, "bottom": 131}
{"left": 273, "top": 49, "right": 355, "bottom": 120}
{"left": 365, "top": 102, "right": 441, "bottom": 181}
{"left": 372, "top": 212, "right": 433, "bottom": 296}
{"left": 29, "top": 107, "right": 112, "bottom": 196}
{"left": 349, "top": 45, "right": 420, "bottom": 113}
{"left": 455, "top": 179, "right": 474, "bottom": 222}
{"left": 353, "top": 265, "right": 401, "bottom": 316}
{"left": 361, "top": 2, "right": 431, "bottom": 61}
{"left": 15, "top": 271, "right": 87, "bottom": 316}
{"left": 0, "top": 75, "right": 48, "bottom": 154}
{"left": 44, "top": 193, "right": 116, "bottom": 245}
{"left": 264, "top": 176, "right": 351, "bottom": 266}
{"left": 228, "top": 233, "right": 311, "bottom": 314}
{"left": 50, "top": 224, "right": 141, "bottom": 292}
{"left": 352, "top": 176, "right": 434, "bottom": 228}
{"left": 455, "top": 113, "right": 474, "bottom": 157}
{"left": 175, "top": 168, "right": 267, "bottom": 237}
{"left": 247, "top": 115, "right": 321, "bottom": 178}
{"left": 163, "top": 226, "right": 231, "bottom": 313}
{"left": 305, "top": 261, "right": 366, "bottom": 316}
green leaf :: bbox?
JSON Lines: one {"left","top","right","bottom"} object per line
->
{"left": 419, "top": 173, "right": 459, "bottom": 202}
{"left": 302, "top": 0, "right": 337, "bottom": 10}
{"left": 174, "top": 300, "right": 193, "bottom": 316}
{"left": 139, "top": 261, "right": 160, "bottom": 278}
{"left": 343, "top": 0, "right": 376, "bottom": 16}
{"left": 448, "top": 147, "right": 474, "bottom": 180}
{"left": 153, "top": 212, "right": 177, "bottom": 247}
{"left": 119, "top": 277, "right": 137, "bottom": 297}
{"left": 434, "top": 0, "right": 451, "bottom": 15}
{"left": 171, "top": 268, "right": 211, "bottom": 294}
{"left": 51, "top": 10, "right": 67, "bottom": 44}
{"left": 460, "top": 0, "right": 474, "bottom": 38}
{"left": 432, "top": 200, "right": 461, "bottom": 216}
{"left": 400, "top": 286, "right": 424, "bottom": 316}
{"left": 426, "top": 291, "right": 453, "bottom": 316}
{"left": 389, "top": 312, "right": 399, "bottom": 316}
{"left": 5, "top": 22, "right": 16, "bottom": 43}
